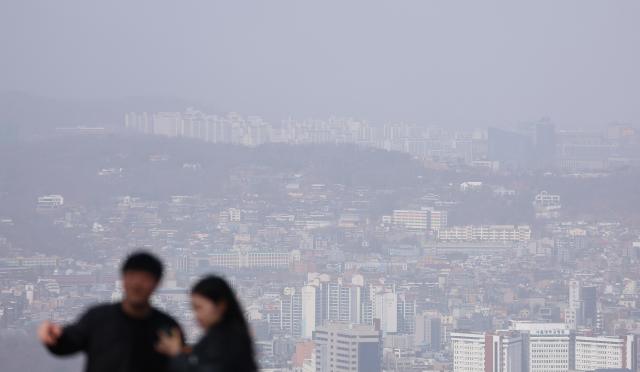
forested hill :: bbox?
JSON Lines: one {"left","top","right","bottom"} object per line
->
{"left": 1, "top": 134, "right": 640, "bottom": 256}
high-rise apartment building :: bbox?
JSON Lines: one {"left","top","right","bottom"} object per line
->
{"left": 181, "top": 108, "right": 208, "bottom": 140}
{"left": 125, "top": 112, "right": 153, "bottom": 134}
{"left": 313, "top": 321, "right": 381, "bottom": 372}
{"left": 302, "top": 285, "right": 318, "bottom": 339}
{"left": 300, "top": 276, "right": 371, "bottom": 339}
{"left": 373, "top": 292, "right": 397, "bottom": 335}
{"left": 281, "top": 288, "right": 303, "bottom": 338}
{"left": 396, "top": 294, "right": 417, "bottom": 334}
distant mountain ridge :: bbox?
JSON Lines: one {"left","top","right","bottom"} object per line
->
{"left": 0, "top": 91, "right": 219, "bottom": 141}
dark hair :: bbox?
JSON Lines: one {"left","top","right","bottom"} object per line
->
{"left": 192, "top": 276, "right": 256, "bottom": 366}
{"left": 122, "top": 252, "right": 163, "bottom": 280}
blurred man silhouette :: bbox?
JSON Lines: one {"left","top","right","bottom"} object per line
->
{"left": 39, "top": 252, "right": 183, "bottom": 372}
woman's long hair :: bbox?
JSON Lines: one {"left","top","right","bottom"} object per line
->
{"left": 191, "top": 276, "right": 256, "bottom": 367}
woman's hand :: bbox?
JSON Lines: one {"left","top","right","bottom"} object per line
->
{"left": 155, "top": 327, "right": 183, "bottom": 357}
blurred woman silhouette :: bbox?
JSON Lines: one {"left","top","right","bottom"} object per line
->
{"left": 156, "top": 276, "right": 257, "bottom": 372}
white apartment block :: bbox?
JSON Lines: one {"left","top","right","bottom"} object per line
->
{"left": 392, "top": 210, "right": 429, "bottom": 230}
{"left": 373, "top": 292, "right": 397, "bottom": 335}
{"left": 533, "top": 191, "right": 561, "bottom": 206}
{"left": 566, "top": 280, "right": 583, "bottom": 328}
{"left": 190, "top": 251, "right": 290, "bottom": 270}
{"left": 153, "top": 112, "right": 182, "bottom": 137}
{"left": 438, "top": 225, "right": 531, "bottom": 243}
{"left": 228, "top": 208, "right": 242, "bottom": 222}
{"left": 38, "top": 195, "right": 64, "bottom": 210}
{"left": 301, "top": 285, "right": 317, "bottom": 338}
{"left": 392, "top": 209, "right": 447, "bottom": 231}
{"left": 125, "top": 112, "right": 153, "bottom": 134}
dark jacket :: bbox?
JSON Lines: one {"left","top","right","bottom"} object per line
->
{"left": 48, "top": 303, "right": 182, "bottom": 372}
{"left": 168, "top": 322, "right": 257, "bottom": 372}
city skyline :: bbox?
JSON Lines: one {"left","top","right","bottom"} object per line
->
{"left": 2, "top": 2, "right": 640, "bottom": 372}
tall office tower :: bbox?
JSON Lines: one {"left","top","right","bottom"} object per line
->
{"left": 582, "top": 286, "right": 597, "bottom": 327}
{"left": 517, "top": 121, "right": 536, "bottom": 137}
{"left": 313, "top": 321, "right": 381, "bottom": 372}
{"left": 396, "top": 295, "right": 417, "bottom": 334}
{"left": 153, "top": 112, "right": 181, "bottom": 137}
{"left": 575, "top": 335, "right": 638, "bottom": 370}
{"left": 487, "top": 127, "right": 532, "bottom": 168}
{"left": 413, "top": 313, "right": 441, "bottom": 350}
{"left": 471, "top": 312, "right": 493, "bottom": 333}
{"left": 451, "top": 331, "right": 523, "bottom": 372}
{"left": 566, "top": 280, "right": 597, "bottom": 327}
{"left": 534, "top": 118, "right": 556, "bottom": 158}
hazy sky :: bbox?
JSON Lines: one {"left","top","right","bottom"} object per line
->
{"left": 1, "top": 1, "right": 639, "bottom": 130}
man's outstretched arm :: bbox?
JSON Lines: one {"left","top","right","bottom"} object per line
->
{"left": 40, "top": 311, "right": 92, "bottom": 355}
